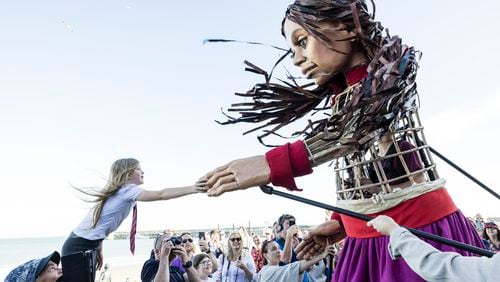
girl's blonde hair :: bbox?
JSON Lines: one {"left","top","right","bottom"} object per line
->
{"left": 226, "top": 231, "right": 244, "bottom": 261}
{"left": 76, "top": 158, "right": 140, "bottom": 228}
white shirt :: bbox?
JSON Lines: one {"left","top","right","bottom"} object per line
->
{"left": 214, "top": 252, "right": 256, "bottom": 282}
{"left": 73, "top": 183, "right": 144, "bottom": 240}
{"left": 257, "top": 262, "right": 301, "bottom": 282}
{"left": 389, "top": 227, "right": 500, "bottom": 282}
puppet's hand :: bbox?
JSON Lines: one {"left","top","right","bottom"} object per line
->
{"left": 295, "top": 220, "right": 345, "bottom": 259}
{"left": 203, "top": 155, "right": 270, "bottom": 197}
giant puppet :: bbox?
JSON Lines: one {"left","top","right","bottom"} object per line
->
{"left": 203, "top": 1, "right": 485, "bottom": 281}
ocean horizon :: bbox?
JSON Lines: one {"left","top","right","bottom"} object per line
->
{"left": 0, "top": 236, "right": 156, "bottom": 278}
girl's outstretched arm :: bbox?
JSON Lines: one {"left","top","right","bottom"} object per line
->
{"left": 137, "top": 181, "right": 206, "bottom": 202}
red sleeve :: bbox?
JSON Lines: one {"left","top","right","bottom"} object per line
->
{"left": 265, "top": 141, "right": 313, "bottom": 191}
{"left": 330, "top": 212, "right": 342, "bottom": 223}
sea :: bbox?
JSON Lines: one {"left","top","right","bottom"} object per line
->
{"left": 0, "top": 236, "right": 156, "bottom": 278}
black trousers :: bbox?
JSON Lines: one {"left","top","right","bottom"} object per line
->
{"left": 61, "top": 232, "right": 103, "bottom": 282}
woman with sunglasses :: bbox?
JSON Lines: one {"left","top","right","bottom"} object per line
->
{"left": 214, "top": 232, "right": 256, "bottom": 282}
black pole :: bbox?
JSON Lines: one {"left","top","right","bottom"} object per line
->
{"left": 326, "top": 254, "right": 334, "bottom": 282}
{"left": 429, "top": 146, "right": 500, "bottom": 200}
{"left": 260, "top": 185, "right": 495, "bottom": 258}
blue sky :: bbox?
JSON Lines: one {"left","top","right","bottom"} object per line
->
{"left": 1, "top": 0, "right": 499, "bottom": 238}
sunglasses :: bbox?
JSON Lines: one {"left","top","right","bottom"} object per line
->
{"left": 230, "top": 237, "right": 242, "bottom": 242}
{"left": 182, "top": 238, "right": 193, "bottom": 244}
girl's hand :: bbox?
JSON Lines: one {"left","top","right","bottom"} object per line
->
{"left": 203, "top": 155, "right": 270, "bottom": 197}
{"left": 195, "top": 177, "right": 209, "bottom": 193}
{"left": 320, "top": 244, "right": 337, "bottom": 259}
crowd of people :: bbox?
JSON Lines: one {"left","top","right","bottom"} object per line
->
{"left": 468, "top": 213, "right": 500, "bottom": 254}
{"left": 8, "top": 210, "right": 498, "bottom": 282}
{"left": 138, "top": 212, "right": 341, "bottom": 282}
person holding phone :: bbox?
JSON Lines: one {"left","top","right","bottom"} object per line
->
{"left": 170, "top": 232, "right": 199, "bottom": 273}
{"left": 275, "top": 214, "right": 324, "bottom": 282}
{"left": 141, "top": 233, "right": 201, "bottom": 282}
{"left": 275, "top": 214, "right": 299, "bottom": 264}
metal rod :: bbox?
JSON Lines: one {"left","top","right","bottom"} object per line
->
{"left": 429, "top": 146, "right": 500, "bottom": 200}
{"left": 260, "top": 185, "right": 494, "bottom": 257}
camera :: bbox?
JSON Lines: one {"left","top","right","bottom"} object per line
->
{"left": 288, "top": 219, "right": 296, "bottom": 226}
{"left": 168, "top": 236, "right": 183, "bottom": 246}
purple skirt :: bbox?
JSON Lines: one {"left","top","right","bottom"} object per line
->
{"left": 333, "top": 210, "right": 484, "bottom": 282}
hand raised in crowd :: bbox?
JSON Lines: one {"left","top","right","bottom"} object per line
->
{"left": 292, "top": 234, "right": 301, "bottom": 249}
{"left": 171, "top": 245, "right": 190, "bottom": 265}
{"left": 295, "top": 220, "right": 345, "bottom": 260}
{"left": 202, "top": 155, "right": 270, "bottom": 197}
{"left": 234, "top": 259, "right": 247, "bottom": 270}
{"left": 367, "top": 215, "right": 400, "bottom": 236}
{"left": 159, "top": 239, "right": 174, "bottom": 263}
{"left": 198, "top": 239, "right": 210, "bottom": 253}
{"left": 286, "top": 225, "right": 299, "bottom": 240}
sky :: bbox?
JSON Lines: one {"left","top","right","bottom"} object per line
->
{"left": 0, "top": 0, "right": 499, "bottom": 239}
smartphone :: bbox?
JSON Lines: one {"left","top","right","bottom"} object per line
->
{"left": 288, "top": 219, "right": 296, "bottom": 226}
{"left": 198, "top": 231, "right": 206, "bottom": 240}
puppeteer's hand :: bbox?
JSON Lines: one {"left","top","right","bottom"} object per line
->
{"left": 295, "top": 220, "right": 345, "bottom": 260}
{"left": 203, "top": 155, "right": 270, "bottom": 197}
{"left": 367, "top": 215, "right": 399, "bottom": 236}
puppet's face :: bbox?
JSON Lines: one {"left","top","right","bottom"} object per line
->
{"left": 283, "top": 18, "right": 366, "bottom": 86}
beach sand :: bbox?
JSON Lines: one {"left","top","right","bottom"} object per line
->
{"left": 96, "top": 263, "right": 142, "bottom": 282}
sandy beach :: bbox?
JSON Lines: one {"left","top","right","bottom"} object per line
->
{"left": 96, "top": 263, "right": 143, "bottom": 282}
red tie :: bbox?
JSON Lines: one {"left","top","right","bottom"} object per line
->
{"left": 130, "top": 204, "right": 137, "bottom": 255}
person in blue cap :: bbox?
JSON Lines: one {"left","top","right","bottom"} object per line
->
{"left": 5, "top": 251, "right": 62, "bottom": 282}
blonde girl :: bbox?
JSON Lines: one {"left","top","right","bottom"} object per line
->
{"left": 62, "top": 158, "right": 204, "bottom": 279}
